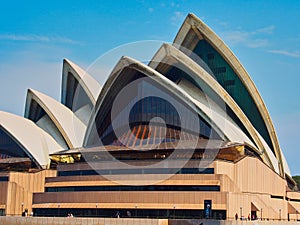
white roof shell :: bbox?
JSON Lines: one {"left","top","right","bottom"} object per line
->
{"left": 149, "top": 43, "right": 280, "bottom": 174}
{"left": 85, "top": 56, "right": 262, "bottom": 152}
{"left": 0, "top": 111, "right": 63, "bottom": 168}
{"left": 25, "top": 89, "right": 86, "bottom": 148}
{"left": 62, "top": 58, "right": 101, "bottom": 106}
{"left": 173, "top": 14, "right": 288, "bottom": 177}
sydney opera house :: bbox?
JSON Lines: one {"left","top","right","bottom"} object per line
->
{"left": 0, "top": 13, "right": 300, "bottom": 221}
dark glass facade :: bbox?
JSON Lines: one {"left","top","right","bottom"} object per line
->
{"left": 153, "top": 61, "right": 257, "bottom": 147}
{"left": 45, "top": 185, "right": 220, "bottom": 192}
{"left": 65, "top": 72, "right": 93, "bottom": 113}
{"left": 0, "top": 127, "right": 27, "bottom": 158}
{"left": 34, "top": 208, "right": 226, "bottom": 220}
{"left": 27, "top": 99, "right": 69, "bottom": 149}
{"left": 57, "top": 167, "right": 214, "bottom": 176}
{"left": 0, "top": 176, "right": 9, "bottom": 181}
{"left": 183, "top": 35, "right": 274, "bottom": 154}
{"left": 90, "top": 75, "right": 221, "bottom": 147}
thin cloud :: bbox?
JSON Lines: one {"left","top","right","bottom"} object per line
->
{"left": 221, "top": 25, "right": 275, "bottom": 48}
{"left": 256, "top": 25, "right": 275, "bottom": 34}
{"left": 171, "top": 11, "right": 184, "bottom": 26}
{"left": 0, "top": 34, "right": 82, "bottom": 45}
{"left": 221, "top": 30, "right": 249, "bottom": 45}
{"left": 268, "top": 50, "right": 300, "bottom": 58}
{"left": 247, "top": 39, "right": 269, "bottom": 48}
{"left": 170, "top": 2, "right": 179, "bottom": 7}
{"left": 148, "top": 8, "right": 154, "bottom": 13}
{"left": 217, "top": 21, "right": 229, "bottom": 28}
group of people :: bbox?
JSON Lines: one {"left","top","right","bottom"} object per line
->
{"left": 235, "top": 213, "right": 257, "bottom": 220}
{"left": 21, "top": 209, "right": 33, "bottom": 217}
{"left": 115, "top": 210, "right": 133, "bottom": 218}
{"left": 67, "top": 213, "right": 74, "bottom": 218}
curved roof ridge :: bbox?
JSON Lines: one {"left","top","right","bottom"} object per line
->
{"left": 25, "top": 88, "right": 86, "bottom": 148}
{"left": 0, "top": 111, "right": 63, "bottom": 168}
{"left": 149, "top": 43, "right": 277, "bottom": 173}
{"left": 184, "top": 83, "right": 255, "bottom": 147}
{"left": 173, "top": 13, "right": 284, "bottom": 176}
{"left": 85, "top": 56, "right": 257, "bottom": 148}
{"left": 62, "top": 58, "right": 101, "bottom": 106}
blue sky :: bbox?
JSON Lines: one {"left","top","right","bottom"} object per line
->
{"left": 0, "top": 1, "right": 300, "bottom": 174}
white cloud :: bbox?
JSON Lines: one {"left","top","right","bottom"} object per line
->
{"left": 221, "top": 30, "right": 249, "bottom": 45}
{"left": 268, "top": 50, "right": 300, "bottom": 58}
{"left": 256, "top": 25, "right": 275, "bottom": 34}
{"left": 217, "top": 21, "right": 229, "bottom": 28}
{"left": 247, "top": 39, "right": 269, "bottom": 48}
{"left": 0, "top": 34, "right": 81, "bottom": 45}
{"left": 220, "top": 25, "right": 275, "bottom": 48}
{"left": 171, "top": 11, "right": 184, "bottom": 26}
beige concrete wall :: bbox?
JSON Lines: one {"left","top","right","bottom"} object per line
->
{"left": 5, "top": 182, "right": 32, "bottom": 216}
{"left": 227, "top": 192, "right": 288, "bottom": 220}
{"left": 217, "top": 158, "right": 289, "bottom": 220}
{"left": 234, "top": 158, "right": 286, "bottom": 196}
{"left": 216, "top": 157, "right": 286, "bottom": 196}
{"left": 32, "top": 157, "right": 292, "bottom": 220}
{"left": 44, "top": 174, "right": 222, "bottom": 187}
{"left": 287, "top": 191, "right": 300, "bottom": 199}
{"left": 9, "top": 170, "right": 56, "bottom": 193}
{"left": 0, "top": 182, "right": 8, "bottom": 205}
{"left": 0, "top": 216, "right": 168, "bottom": 225}
{"left": 3, "top": 157, "right": 297, "bottom": 220}
{"left": 4, "top": 170, "right": 56, "bottom": 216}
{"left": 33, "top": 191, "right": 227, "bottom": 210}
{"left": 1, "top": 217, "right": 300, "bottom": 225}
{"left": 170, "top": 220, "right": 300, "bottom": 225}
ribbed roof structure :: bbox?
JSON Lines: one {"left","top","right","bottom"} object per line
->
{"left": 0, "top": 13, "right": 291, "bottom": 180}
